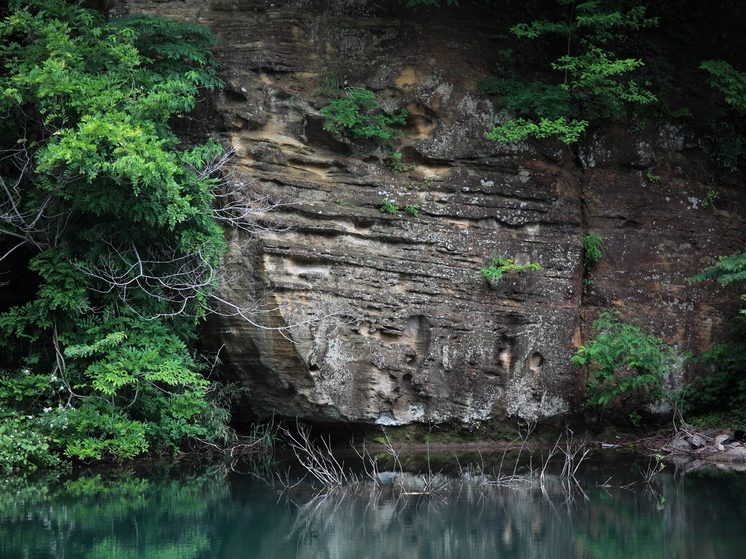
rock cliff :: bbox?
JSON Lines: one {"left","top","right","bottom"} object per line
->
{"left": 118, "top": 0, "right": 746, "bottom": 426}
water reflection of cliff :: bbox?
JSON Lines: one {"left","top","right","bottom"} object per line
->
{"left": 2, "top": 465, "right": 745, "bottom": 559}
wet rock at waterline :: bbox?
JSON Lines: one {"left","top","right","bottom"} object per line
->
{"left": 119, "top": 0, "right": 746, "bottom": 426}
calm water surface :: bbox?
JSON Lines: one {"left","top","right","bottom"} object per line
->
{"left": 2, "top": 451, "right": 745, "bottom": 559}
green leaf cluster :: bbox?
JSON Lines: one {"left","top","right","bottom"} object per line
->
{"left": 571, "top": 313, "right": 681, "bottom": 409}
{"left": 0, "top": 0, "right": 232, "bottom": 466}
{"left": 581, "top": 233, "right": 606, "bottom": 268}
{"left": 477, "top": 254, "right": 540, "bottom": 281}
{"left": 688, "top": 251, "right": 746, "bottom": 289}
{"left": 403, "top": 204, "right": 421, "bottom": 217}
{"left": 320, "top": 87, "right": 407, "bottom": 143}
{"left": 381, "top": 199, "right": 400, "bottom": 214}
{"left": 0, "top": 413, "right": 66, "bottom": 474}
{"left": 379, "top": 199, "right": 422, "bottom": 217}
{"left": 700, "top": 60, "right": 746, "bottom": 114}
{"left": 486, "top": 116, "right": 587, "bottom": 144}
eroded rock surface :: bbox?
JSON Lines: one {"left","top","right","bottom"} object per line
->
{"left": 119, "top": 0, "right": 746, "bottom": 426}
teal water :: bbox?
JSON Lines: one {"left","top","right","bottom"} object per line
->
{"left": 2, "top": 452, "right": 745, "bottom": 559}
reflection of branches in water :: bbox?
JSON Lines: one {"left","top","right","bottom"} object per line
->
{"left": 278, "top": 424, "right": 603, "bottom": 558}
{"left": 280, "top": 477, "right": 586, "bottom": 559}
{"left": 292, "top": 422, "right": 594, "bottom": 504}
{"left": 288, "top": 487, "right": 354, "bottom": 542}
{"left": 280, "top": 421, "right": 726, "bottom": 559}
{"left": 282, "top": 422, "right": 353, "bottom": 488}
{"left": 281, "top": 466, "right": 706, "bottom": 559}
{"left": 276, "top": 422, "right": 718, "bottom": 559}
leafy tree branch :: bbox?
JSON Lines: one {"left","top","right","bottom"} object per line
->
{"left": 485, "top": 0, "right": 657, "bottom": 144}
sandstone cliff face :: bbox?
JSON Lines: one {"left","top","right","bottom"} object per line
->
{"left": 120, "top": 0, "right": 746, "bottom": 425}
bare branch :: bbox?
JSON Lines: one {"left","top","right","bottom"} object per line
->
{"left": 0, "top": 145, "right": 73, "bottom": 255}
{"left": 282, "top": 421, "right": 352, "bottom": 488}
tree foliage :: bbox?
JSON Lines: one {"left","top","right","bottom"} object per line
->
{"left": 679, "top": 330, "right": 746, "bottom": 423}
{"left": 700, "top": 60, "right": 746, "bottom": 114}
{"left": 688, "top": 251, "right": 746, "bottom": 290}
{"left": 485, "top": 116, "right": 587, "bottom": 143}
{"left": 571, "top": 313, "right": 681, "bottom": 409}
{"left": 0, "top": 0, "right": 231, "bottom": 464}
{"left": 699, "top": 59, "right": 746, "bottom": 169}
{"left": 485, "top": 0, "right": 657, "bottom": 144}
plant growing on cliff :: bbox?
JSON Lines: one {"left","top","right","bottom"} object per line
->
{"left": 320, "top": 87, "right": 407, "bottom": 143}
{"left": 581, "top": 233, "right": 606, "bottom": 269}
{"left": 386, "top": 152, "right": 416, "bottom": 173}
{"left": 476, "top": 253, "right": 540, "bottom": 281}
{"left": 0, "top": 0, "right": 240, "bottom": 465}
{"left": 404, "top": 204, "right": 421, "bottom": 217}
{"left": 572, "top": 313, "right": 681, "bottom": 409}
{"left": 381, "top": 199, "right": 400, "bottom": 213}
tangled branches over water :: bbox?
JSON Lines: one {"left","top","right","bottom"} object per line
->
{"left": 280, "top": 422, "right": 593, "bottom": 502}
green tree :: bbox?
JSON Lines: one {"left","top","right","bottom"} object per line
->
{"left": 0, "top": 0, "right": 231, "bottom": 464}
{"left": 485, "top": 0, "right": 657, "bottom": 143}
